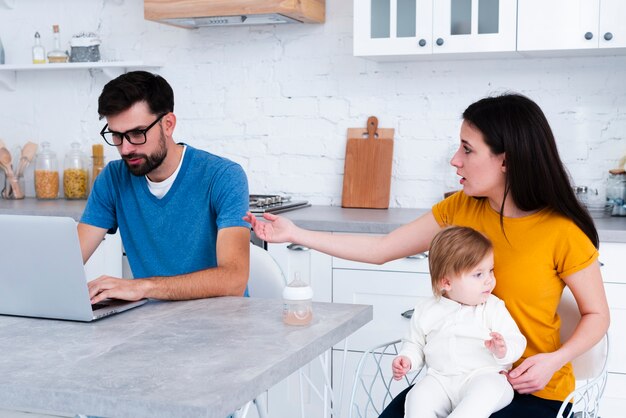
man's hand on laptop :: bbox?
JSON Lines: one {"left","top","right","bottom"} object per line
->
{"left": 88, "top": 276, "right": 149, "bottom": 304}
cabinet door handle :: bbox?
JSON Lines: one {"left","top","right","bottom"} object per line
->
{"left": 418, "top": 39, "right": 426, "bottom": 47}
{"left": 436, "top": 38, "right": 444, "bottom": 46}
{"left": 401, "top": 309, "right": 414, "bottom": 319}
{"left": 585, "top": 32, "right": 594, "bottom": 40}
{"left": 287, "top": 243, "right": 310, "bottom": 251}
{"left": 604, "top": 32, "right": 613, "bottom": 41}
{"left": 406, "top": 252, "right": 428, "bottom": 260}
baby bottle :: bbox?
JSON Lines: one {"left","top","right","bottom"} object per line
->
{"left": 282, "top": 272, "right": 313, "bottom": 326}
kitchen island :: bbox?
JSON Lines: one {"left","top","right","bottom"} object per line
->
{"left": 0, "top": 297, "right": 372, "bottom": 418}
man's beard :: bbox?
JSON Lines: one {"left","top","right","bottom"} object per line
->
{"left": 122, "top": 131, "right": 167, "bottom": 177}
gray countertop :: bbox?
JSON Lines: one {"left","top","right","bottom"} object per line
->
{"left": 2, "top": 198, "right": 626, "bottom": 242}
{"left": 0, "top": 297, "right": 372, "bottom": 418}
{"left": 278, "top": 205, "right": 626, "bottom": 243}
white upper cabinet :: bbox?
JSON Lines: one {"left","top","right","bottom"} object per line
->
{"left": 518, "top": 0, "right": 626, "bottom": 52}
{"left": 355, "top": 0, "right": 626, "bottom": 58}
{"left": 431, "top": 0, "right": 517, "bottom": 53}
{"left": 354, "top": 0, "right": 433, "bottom": 56}
{"left": 354, "top": 0, "right": 517, "bottom": 57}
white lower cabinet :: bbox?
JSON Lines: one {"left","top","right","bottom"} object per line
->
{"left": 602, "top": 373, "right": 626, "bottom": 418}
{"left": 332, "top": 268, "right": 431, "bottom": 351}
{"left": 600, "top": 241, "right": 626, "bottom": 417}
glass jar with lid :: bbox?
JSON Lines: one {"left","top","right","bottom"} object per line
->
{"left": 34, "top": 142, "right": 59, "bottom": 200}
{"left": 606, "top": 169, "right": 626, "bottom": 216}
{"left": 63, "top": 142, "right": 89, "bottom": 199}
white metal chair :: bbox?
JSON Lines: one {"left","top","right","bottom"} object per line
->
{"left": 247, "top": 242, "right": 287, "bottom": 299}
{"left": 556, "top": 287, "right": 609, "bottom": 418}
{"left": 233, "top": 243, "right": 288, "bottom": 418}
{"left": 349, "top": 287, "right": 609, "bottom": 418}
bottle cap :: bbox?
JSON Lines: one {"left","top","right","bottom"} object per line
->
{"left": 282, "top": 280, "right": 313, "bottom": 301}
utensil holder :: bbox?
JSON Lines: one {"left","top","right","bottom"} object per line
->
{"left": 2, "top": 173, "right": 25, "bottom": 199}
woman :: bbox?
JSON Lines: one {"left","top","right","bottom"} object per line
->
{"left": 245, "top": 93, "right": 609, "bottom": 417}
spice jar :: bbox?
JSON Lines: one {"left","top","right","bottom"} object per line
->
{"left": 63, "top": 142, "right": 89, "bottom": 199}
{"left": 34, "top": 142, "right": 59, "bottom": 200}
{"left": 282, "top": 272, "right": 313, "bottom": 326}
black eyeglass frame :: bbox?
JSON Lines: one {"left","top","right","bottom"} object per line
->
{"left": 100, "top": 113, "right": 168, "bottom": 146}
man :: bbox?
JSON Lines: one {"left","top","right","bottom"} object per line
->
{"left": 79, "top": 71, "right": 250, "bottom": 304}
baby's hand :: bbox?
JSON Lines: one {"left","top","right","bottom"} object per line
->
{"left": 392, "top": 355, "right": 411, "bottom": 380}
{"left": 485, "top": 332, "right": 508, "bottom": 359}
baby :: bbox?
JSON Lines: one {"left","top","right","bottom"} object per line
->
{"left": 392, "top": 226, "right": 526, "bottom": 418}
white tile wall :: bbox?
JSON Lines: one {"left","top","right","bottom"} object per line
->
{"left": 0, "top": 0, "right": 624, "bottom": 208}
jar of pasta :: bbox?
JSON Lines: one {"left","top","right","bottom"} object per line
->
{"left": 63, "top": 142, "right": 89, "bottom": 199}
{"left": 34, "top": 142, "right": 59, "bottom": 200}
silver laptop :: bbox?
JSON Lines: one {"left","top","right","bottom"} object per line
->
{"left": 0, "top": 214, "right": 147, "bottom": 322}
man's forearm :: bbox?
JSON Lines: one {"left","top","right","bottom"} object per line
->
{"left": 139, "top": 266, "right": 248, "bottom": 300}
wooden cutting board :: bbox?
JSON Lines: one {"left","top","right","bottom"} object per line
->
{"left": 342, "top": 116, "right": 394, "bottom": 209}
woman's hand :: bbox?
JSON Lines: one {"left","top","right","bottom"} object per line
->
{"left": 505, "top": 352, "right": 564, "bottom": 394}
{"left": 392, "top": 355, "right": 411, "bottom": 380}
{"left": 243, "top": 212, "right": 297, "bottom": 243}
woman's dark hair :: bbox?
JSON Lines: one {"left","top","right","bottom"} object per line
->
{"left": 98, "top": 71, "right": 174, "bottom": 118}
{"left": 462, "top": 93, "right": 598, "bottom": 248}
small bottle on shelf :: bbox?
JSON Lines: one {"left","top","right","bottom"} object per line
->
{"left": 32, "top": 32, "right": 46, "bottom": 64}
{"left": 47, "top": 24, "right": 69, "bottom": 64}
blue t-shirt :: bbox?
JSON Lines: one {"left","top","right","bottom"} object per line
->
{"left": 81, "top": 144, "right": 249, "bottom": 279}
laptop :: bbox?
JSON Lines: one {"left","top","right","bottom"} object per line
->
{"left": 0, "top": 214, "right": 147, "bottom": 322}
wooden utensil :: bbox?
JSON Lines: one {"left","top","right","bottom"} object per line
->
{"left": 341, "top": 116, "right": 394, "bottom": 209}
{"left": 0, "top": 147, "right": 23, "bottom": 199}
{"left": 16, "top": 141, "right": 38, "bottom": 178}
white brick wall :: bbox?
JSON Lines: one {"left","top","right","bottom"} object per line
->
{"left": 0, "top": 0, "right": 624, "bottom": 208}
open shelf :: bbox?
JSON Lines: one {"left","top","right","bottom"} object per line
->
{"left": 0, "top": 61, "right": 162, "bottom": 90}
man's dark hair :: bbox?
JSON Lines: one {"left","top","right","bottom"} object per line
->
{"left": 98, "top": 71, "right": 174, "bottom": 118}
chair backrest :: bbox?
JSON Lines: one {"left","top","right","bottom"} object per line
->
{"left": 247, "top": 243, "right": 286, "bottom": 299}
{"left": 557, "top": 286, "right": 609, "bottom": 380}
{"left": 349, "top": 339, "right": 424, "bottom": 418}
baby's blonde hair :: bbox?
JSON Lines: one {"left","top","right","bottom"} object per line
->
{"left": 428, "top": 226, "right": 493, "bottom": 297}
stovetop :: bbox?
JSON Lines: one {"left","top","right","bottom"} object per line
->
{"left": 249, "top": 194, "right": 310, "bottom": 214}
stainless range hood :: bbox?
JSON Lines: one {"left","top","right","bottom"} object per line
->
{"left": 159, "top": 13, "right": 300, "bottom": 29}
{"left": 145, "top": 0, "right": 325, "bottom": 29}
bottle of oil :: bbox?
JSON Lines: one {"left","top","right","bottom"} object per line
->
{"left": 47, "top": 25, "right": 69, "bottom": 63}
{"left": 32, "top": 32, "right": 46, "bottom": 64}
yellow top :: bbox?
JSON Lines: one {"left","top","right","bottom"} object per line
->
{"left": 432, "top": 191, "right": 598, "bottom": 401}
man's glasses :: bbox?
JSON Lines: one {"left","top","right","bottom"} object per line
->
{"left": 100, "top": 113, "right": 167, "bottom": 146}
